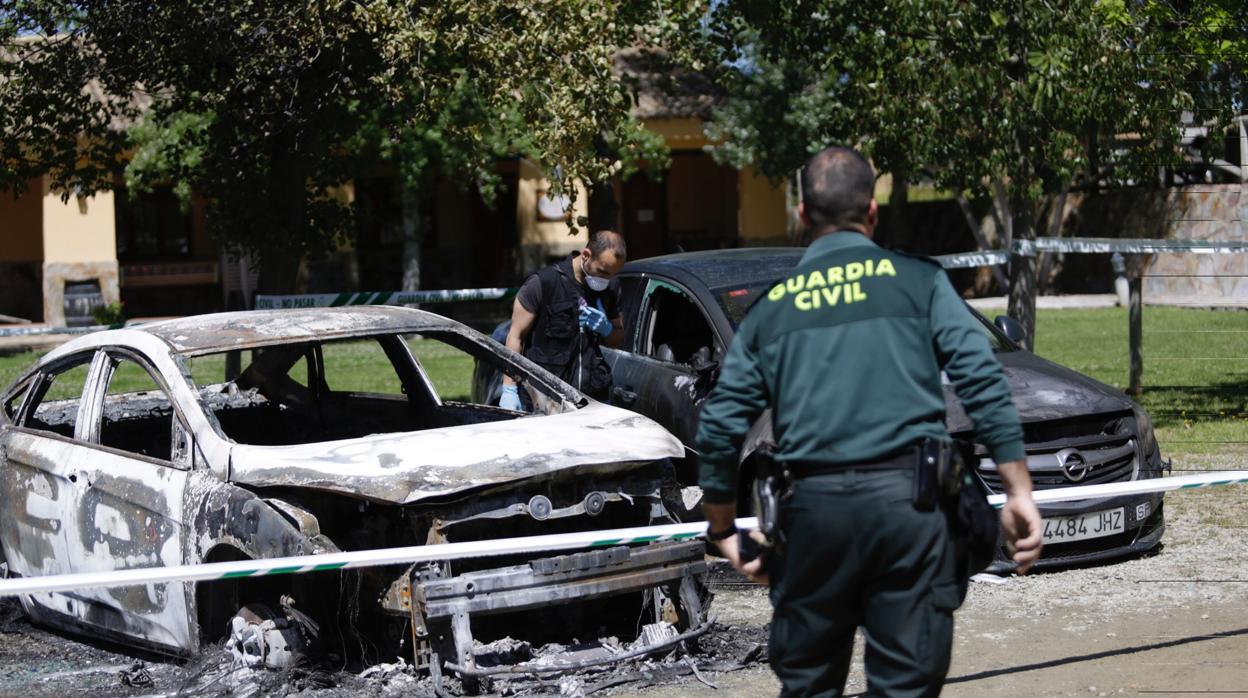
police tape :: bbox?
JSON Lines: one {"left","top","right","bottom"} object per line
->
{"left": 934, "top": 250, "right": 1011, "bottom": 269}
{"left": 0, "top": 323, "right": 121, "bottom": 339}
{"left": 0, "top": 470, "right": 1245, "bottom": 597}
{"left": 0, "top": 518, "right": 750, "bottom": 598}
{"left": 935, "top": 237, "right": 1248, "bottom": 269}
{"left": 253, "top": 287, "right": 517, "bottom": 310}
{"left": 5, "top": 237, "right": 1245, "bottom": 332}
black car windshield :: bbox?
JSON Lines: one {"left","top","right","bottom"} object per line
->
{"left": 712, "top": 281, "right": 1012, "bottom": 351}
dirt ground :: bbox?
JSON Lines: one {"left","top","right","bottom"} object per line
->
{"left": 0, "top": 452, "right": 1244, "bottom": 697}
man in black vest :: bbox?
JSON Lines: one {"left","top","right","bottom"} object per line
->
{"left": 500, "top": 230, "right": 627, "bottom": 407}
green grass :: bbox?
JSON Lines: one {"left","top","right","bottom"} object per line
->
{"left": 1032, "top": 307, "right": 1248, "bottom": 459}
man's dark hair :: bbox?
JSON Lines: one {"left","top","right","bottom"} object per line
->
{"left": 800, "top": 147, "right": 876, "bottom": 230}
{"left": 588, "top": 229, "right": 627, "bottom": 259}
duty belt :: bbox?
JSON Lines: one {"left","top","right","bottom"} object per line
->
{"left": 787, "top": 445, "right": 920, "bottom": 479}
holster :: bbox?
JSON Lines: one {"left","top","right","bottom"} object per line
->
{"left": 934, "top": 439, "right": 1001, "bottom": 580}
{"left": 752, "top": 443, "right": 792, "bottom": 549}
{"left": 913, "top": 437, "right": 968, "bottom": 510}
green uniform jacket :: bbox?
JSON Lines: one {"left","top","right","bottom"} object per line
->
{"left": 696, "top": 231, "right": 1026, "bottom": 505}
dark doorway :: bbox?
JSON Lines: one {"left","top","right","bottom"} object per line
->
{"left": 621, "top": 172, "right": 668, "bottom": 260}
{"left": 620, "top": 152, "right": 741, "bottom": 260}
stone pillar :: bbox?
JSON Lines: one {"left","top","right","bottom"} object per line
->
{"left": 39, "top": 179, "right": 119, "bottom": 326}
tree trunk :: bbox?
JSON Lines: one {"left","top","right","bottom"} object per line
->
{"left": 1036, "top": 186, "right": 1069, "bottom": 291}
{"left": 1006, "top": 195, "right": 1038, "bottom": 351}
{"left": 401, "top": 184, "right": 423, "bottom": 293}
{"left": 889, "top": 166, "right": 909, "bottom": 239}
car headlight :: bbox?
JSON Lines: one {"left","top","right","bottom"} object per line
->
{"left": 1132, "top": 403, "right": 1160, "bottom": 472}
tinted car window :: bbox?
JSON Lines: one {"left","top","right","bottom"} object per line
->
{"left": 712, "top": 282, "right": 774, "bottom": 330}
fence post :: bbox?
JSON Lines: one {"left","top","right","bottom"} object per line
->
{"left": 1128, "top": 273, "right": 1143, "bottom": 395}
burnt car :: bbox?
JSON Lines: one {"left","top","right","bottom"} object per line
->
{"left": 0, "top": 307, "right": 706, "bottom": 682}
{"left": 477, "top": 249, "right": 1167, "bottom": 572}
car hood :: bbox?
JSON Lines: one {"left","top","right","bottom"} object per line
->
{"left": 227, "top": 402, "right": 685, "bottom": 504}
{"left": 944, "top": 350, "right": 1135, "bottom": 434}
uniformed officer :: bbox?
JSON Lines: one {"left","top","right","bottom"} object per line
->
{"left": 695, "top": 147, "right": 1043, "bottom": 697}
{"left": 500, "top": 229, "right": 627, "bottom": 407}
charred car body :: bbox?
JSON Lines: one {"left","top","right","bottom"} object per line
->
{"left": 0, "top": 307, "right": 706, "bottom": 679}
{"left": 478, "top": 248, "right": 1167, "bottom": 572}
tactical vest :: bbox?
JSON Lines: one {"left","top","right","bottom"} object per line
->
{"left": 523, "top": 255, "right": 613, "bottom": 397}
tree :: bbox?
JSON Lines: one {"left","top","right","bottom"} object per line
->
{"left": 695, "top": 0, "right": 1235, "bottom": 347}
{"left": 0, "top": 0, "right": 698, "bottom": 292}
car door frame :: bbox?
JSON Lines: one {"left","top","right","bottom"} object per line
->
{"left": 0, "top": 349, "right": 100, "bottom": 627}
{"left": 603, "top": 272, "right": 727, "bottom": 449}
{"left": 59, "top": 345, "right": 196, "bottom": 652}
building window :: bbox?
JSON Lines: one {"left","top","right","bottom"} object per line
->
{"left": 114, "top": 186, "right": 192, "bottom": 260}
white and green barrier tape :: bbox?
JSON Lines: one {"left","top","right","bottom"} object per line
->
{"left": 935, "top": 250, "right": 1011, "bottom": 269}
{"left": 0, "top": 470, "right": 1245, "bottom": 597}
{"left": 249, "top": 238, "right": 1248, "bottom": 309}
{"left": 3, "top": 237, "right": 1243, "bottom": 336}
{"left": 935, "top": 236, "right": 1248, "bottom": 270}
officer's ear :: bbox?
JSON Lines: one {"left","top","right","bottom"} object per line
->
{"left": 864, "top": 199, "right": 879, "bottom": 234}
{"left": 797, "top": 202, "right": 814, "bottom": 230}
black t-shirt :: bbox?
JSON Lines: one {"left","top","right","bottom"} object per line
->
{"left": 516, "top": 263, "right": 621, "bottom": 319}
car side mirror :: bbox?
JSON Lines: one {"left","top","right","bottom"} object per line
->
{"left": 994, "top": 315, "right": 1027, "bottom": 346}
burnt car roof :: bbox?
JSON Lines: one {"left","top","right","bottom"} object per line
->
{"left": 136, "top": 306, "right": 465, "bottom": 356}
{"left": 624, "top": 248, "right": 804, "bottom": 290}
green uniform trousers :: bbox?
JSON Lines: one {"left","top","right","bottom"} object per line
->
{"left": 769, "top": 467, "right": 964, "bottom": 697}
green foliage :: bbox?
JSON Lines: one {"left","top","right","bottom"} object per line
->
{"left": 0, "top": 0, "right": 702, "bottom": 290}
{"left": 698, "top": 1, "right": 1236, "bottom": 201}
{"left": 90, "top": 301, "right": 124, "bottom": 327}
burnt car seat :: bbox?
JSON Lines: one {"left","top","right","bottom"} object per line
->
{"left": 655, "top": 343, "right": 676, "bottom": 363}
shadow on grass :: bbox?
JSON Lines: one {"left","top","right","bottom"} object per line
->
{"left": 1137, "top": 379, "right": 1248, "bottom": 431}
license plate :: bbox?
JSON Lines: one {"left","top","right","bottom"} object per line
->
{"left": 1042, "top": 508, "right": 1125, "bottom": 544}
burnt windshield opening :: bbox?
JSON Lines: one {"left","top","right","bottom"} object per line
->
{"left": 185, "top": 332, "right": 572, "bottom": 446}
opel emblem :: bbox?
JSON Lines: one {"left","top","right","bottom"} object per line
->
{"left": 1056, "top": 448, "right": 1088, "bottom": 482}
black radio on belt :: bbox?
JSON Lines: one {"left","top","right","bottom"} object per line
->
{"left": 913, "top": 437, "right": 965, "bottom": 510}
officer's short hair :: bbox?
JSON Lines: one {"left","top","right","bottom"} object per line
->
{"left": 588, "top": 229, "right": 627, "bottom": 260}
{"left": 800, "top": 147, "right": 876, "bottom": 230}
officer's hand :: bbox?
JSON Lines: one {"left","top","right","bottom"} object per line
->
{"left": 714, "top": 530, "right": 770, "bottom": 586}
{"left": 499, "top": 384, "right": 523, "bottom": 411}
{"left": 578, "top": 305, "right": 613, "bottom": 338}
{"left": 1001, "top": 493, "right": 1043, "bottom": 574}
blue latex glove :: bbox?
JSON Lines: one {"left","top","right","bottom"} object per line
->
{"left": 499, "top": 384, "right": 523, "bottom": 411}
{"left": 579, "top": 303, "right": 613, "bottom": 338}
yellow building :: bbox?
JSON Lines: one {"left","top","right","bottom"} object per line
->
{"left": 0, "top": 177, "right": 121, "bottom": 326}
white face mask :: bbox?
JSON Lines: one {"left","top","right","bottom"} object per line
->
{"left": 586, "top": 274, "right": 610, "bottom": 292}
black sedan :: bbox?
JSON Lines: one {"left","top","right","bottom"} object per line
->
{"left": 482, "top": 248, "right": 1168, "bottom": 572}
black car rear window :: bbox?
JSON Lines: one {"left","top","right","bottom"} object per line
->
{"left": 713, "top": 282, "right": 774, "bottom": 329}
